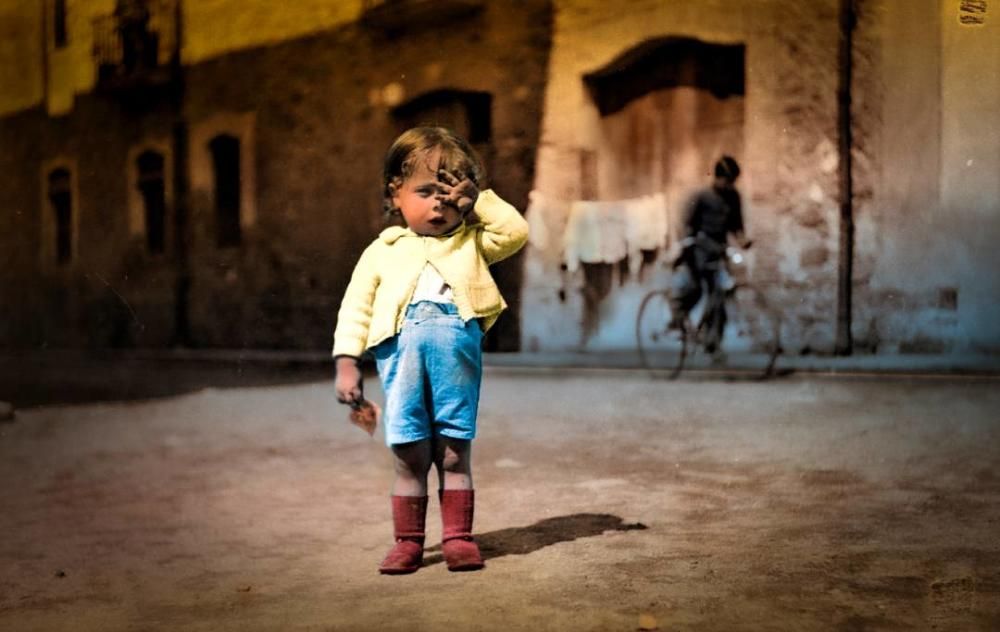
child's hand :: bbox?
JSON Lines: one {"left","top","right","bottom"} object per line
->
{"left": 335, "top": 357, "right": 363, "bottom": 407}
{"left": 436, "top": 169, "right": 479, "bottom": 216}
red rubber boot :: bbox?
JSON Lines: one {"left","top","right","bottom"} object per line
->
{"left": 439, "top": 489, "right": 485, "bottom": 572}
{"left": 379, "top": 495, "right": 427, "bottom": 575}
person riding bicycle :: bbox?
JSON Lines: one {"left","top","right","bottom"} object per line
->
{"left": 668, "top": 155, "right": 752, "bottom": 354}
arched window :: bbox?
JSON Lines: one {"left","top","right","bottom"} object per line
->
{"left": 48, "top": 168, "right": 73, "bottom": 265}
{"left": 137, "top": 150, "right": 166, "bottom": 254}
{"left": 209, "top": 134, "right": 241, "bottom": 248}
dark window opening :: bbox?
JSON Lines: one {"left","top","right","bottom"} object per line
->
{"left": 587, "top": 37, "right": 746, "bottom": 203}
{"left": 209, "top": 134, "right": 241, "bottom": 248}
{"left": 48, "top": 168, "right": 72, "bottom": 265}
{"left": 137, "top": 150, "right": 166, "bottom": 254}
{"left": 54, "top": 0, "right": 68, "bottom": 48}
{"left": 392, "top": 89, "right": 493, "bottom": 144}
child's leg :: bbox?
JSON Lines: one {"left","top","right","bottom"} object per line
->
{"left": 432, "top": 435, "right": 472, "bottom": 490}
{"left": 407, "top": 302, "right": 483, "bottom": 571}
{"left": 434, "top": 436, "right": 484, "bottom": 571}
{"left": 391, "top": 438, "right": 432, "bottom": 496}
{"left": 380, "top": 439, "right": 432, "bottom": 575}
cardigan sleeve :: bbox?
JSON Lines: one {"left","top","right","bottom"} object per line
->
{"left": 473, "top": 189, "right": 529, "bottom": 265}
{"left": 332, "top": 241, "right": 381, "bottom": 358}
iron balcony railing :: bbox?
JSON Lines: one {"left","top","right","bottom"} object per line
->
{"left": 93, "top": 0, "right": 178, "bottom": 83}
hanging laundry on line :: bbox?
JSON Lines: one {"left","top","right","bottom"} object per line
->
{"left": 562, "top": 193, "right": 668, "bottom": 274}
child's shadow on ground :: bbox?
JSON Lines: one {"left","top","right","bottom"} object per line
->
{"left": 423, "top": 513, "right": 647, "bottom": 566}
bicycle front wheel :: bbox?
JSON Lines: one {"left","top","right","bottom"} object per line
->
{"left": 636, "top": 290, "right": 687, "bottom": 379}
{"left": 729, "top": 284, "right": 782, "bottom": 378}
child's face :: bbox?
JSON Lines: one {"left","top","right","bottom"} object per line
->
{"left": 391, "top": 150, "right": 464, "bottom": 237}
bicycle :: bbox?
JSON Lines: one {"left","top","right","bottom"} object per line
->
{"left": 635, "top": 246, "right": 781, "bottom": 379}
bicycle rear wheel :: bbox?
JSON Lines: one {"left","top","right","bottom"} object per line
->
{"left": 636, "top": 290, "right": 688, "bottom": 379}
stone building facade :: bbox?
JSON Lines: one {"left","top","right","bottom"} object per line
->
{"left": 0, "top": 0, "right": 552, "bottom": 351}
{"left": 522, "top": 0, "right": 999, "bottom": 357}
{"left": 1, "top": 0, "right": 997, "bottom": 359}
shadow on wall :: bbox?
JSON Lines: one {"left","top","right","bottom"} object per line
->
{"left": 423, "top": 513, "right": 648, "bottom": 566}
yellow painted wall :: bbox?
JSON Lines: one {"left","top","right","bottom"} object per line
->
{"left": 0, "top": 0, "right": 44, "bottom": 116}
{"left": 182, "top": 0, "right": 363, "bottom": 64}
{"left": 0, "top": 0, "right": 365, "bottom": 117}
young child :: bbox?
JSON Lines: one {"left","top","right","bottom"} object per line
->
{"left": 332, "top": 127, "right": 529, "bottom": 574}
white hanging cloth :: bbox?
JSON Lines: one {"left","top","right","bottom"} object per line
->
{"left": 562, "top": 193, "right": 668, "bottom": 275}
{"left": 563, "top": 199, "right": 628, "bottom": 273}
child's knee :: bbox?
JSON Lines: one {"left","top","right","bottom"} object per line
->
{"left": 391, "top": 441, "right": 432, "bottom": 476}
{"left": 438, "top": 440, "right": 471, "bottom": 472}
{"left": 393, "top": 456, "right": 429, "bottom": 478}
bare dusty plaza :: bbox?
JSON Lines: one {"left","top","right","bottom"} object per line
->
{"left": 1, "top": 364, "right": 998, "bottom": 631}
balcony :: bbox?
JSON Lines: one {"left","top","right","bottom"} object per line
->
{"left": 361, "top": 0, "right": 485, "bottom": 33}
{"left": 92, "top": 0, "right": 180, "bottom": 96}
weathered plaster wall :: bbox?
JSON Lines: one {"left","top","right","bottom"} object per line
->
{"left": 853, "top": 0, "right": 946, "bottom": 353}
{"left": 524, "top": 0, "right": 843, "bottom": 354}
{"left": 853, "top": 0, "right": 1000, "bottom": 354}
{"left": 939, "top": 0, "right": 1000, "bottom": 352}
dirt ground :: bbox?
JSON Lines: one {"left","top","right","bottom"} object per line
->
{"left": 1, "top": 367, "right": 999, "bottom": 631}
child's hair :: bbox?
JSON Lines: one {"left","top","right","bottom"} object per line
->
{"left": 382, "top": 127, "right": 485, "bottom": 223}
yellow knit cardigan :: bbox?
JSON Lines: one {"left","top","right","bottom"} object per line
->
{"left": 332, "top": 189, "right": 529, "bottom": 358}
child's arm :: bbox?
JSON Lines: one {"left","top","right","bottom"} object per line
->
{"left": 471, "top": 189, "right": 529, "bottom": 265}
{"left": 332, "top": 243, "right": 380, "bottom": 406}
{"left": 334, "top": 356, "right": 363, "bottom": 407}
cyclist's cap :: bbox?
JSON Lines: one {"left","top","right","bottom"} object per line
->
{"left": 715, "top": 155, "right": 741, "bottom": 180}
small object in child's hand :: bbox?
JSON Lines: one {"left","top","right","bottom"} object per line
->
{"left": 349, "top": 399, "right": 380, "bottom": 436}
